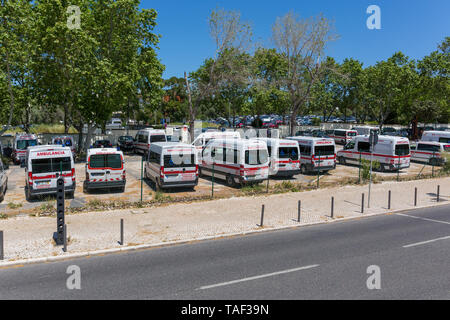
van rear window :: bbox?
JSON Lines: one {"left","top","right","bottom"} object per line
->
{"left": 245, "top": 149, "right": 268, "bottom": 165}
{"left": 164, "top": 154, "right": 195, "bottom": 168}
{"left": 90, "top": 154, "right": 122, "bottom": 169}
{"left": 314, "top": 145, "right": 335, "bottom": 156}
{"left": 278, "top": 147, "right": 299, "bottom": 160}
{"left": 150, "top": 135, "right": 166, "bottom": 143}
{"left": 32, "top": 157, "right": 71, "bottom": 174}
{"left": 395, "top": 144, "right": 410, "bottom": 156}
{"left": 439, "top": 137, "right": 450, "bottom": 143}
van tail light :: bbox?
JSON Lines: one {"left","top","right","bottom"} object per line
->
{"left": 195, "top": 165, "right": 199, "bottom": 177}
{"left": 71, "top": 168, "right": 76, "bottom": 182}
{"left": 160, "top": 166, "right": 164, "bottom": 179}
{"left": 28, "top": 172, "right": 33, "bottom": 186}
{"left": 311, "top": 155, "right": 315, "bottom": 164}
{"left": 240, "top": 164, "right": 245, "bottom": 176}
{"left": 122, "top": 170, "right": 126, "bottom": 180}
{"left": 86, "top": 171, "right": 89, "bottom": 181}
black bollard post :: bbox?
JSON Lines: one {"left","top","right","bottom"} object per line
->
{"left": 361, "top": 193, "right": 365, "bottom": 214}
{"left": 388, "top": 190, "right": 391, "bottom": 210}
{"left": 120, "top": 219, "right": 124, "bottom": 245}
{"left": 260, "top": 205, "right": 265, "bottom": 227}
{"left": 297, "top": 200, "right": 301, "bottom": 223}
{"left": 63, "top": 224, "right": 67, "bottom": 253}
{"left": 331, "top": 197, "right": 334, "bottom": 218}
{"left": 414, "top": 187, "right": 417, "bottom": 207}
{"left": 437, "top": 185, "right": 440, "bottom": 203}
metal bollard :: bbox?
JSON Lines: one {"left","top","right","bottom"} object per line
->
{"left": 260, "top": 205, "right": 265, "bottom": 227}
{"left": 331, "top": 197, "right": 334, "bottom": 218}
{"left": 0, "top": 231, "right": 3, "bottom": 260}
{"left": 63, "top": 225, "right": 67, "bottom": 253}
{"left": 120, "top": 219, "right": 124, "bottom": 245}
{"left": 297, "top": 200, "right": 301, "bottom": 223}
{"left": 437, "top": 185, "right": 440, "bottom": 203}
{"left": 388, "top": 190, "right": 391, "bottom": 210}
{"left": 361, "top": 193, "right": 365, "bottom": 214}
{"left": 414, "top": 188, "right": 417, "bottom": 207}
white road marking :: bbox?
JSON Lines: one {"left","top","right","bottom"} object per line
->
{"left": 403, "top": 235, "right": 450, "bottom": 248}
{"left": 396, "top": 213, "right": 450, "bottom": 225}
{"left": 198, "top": 264, "right": 319, "bottom": 290}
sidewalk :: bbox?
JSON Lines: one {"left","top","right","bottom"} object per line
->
{"left": 0, "top": 177, "right": 448, "bottom": 263}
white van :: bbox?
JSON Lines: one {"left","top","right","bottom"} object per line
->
{"left": 84, "top": 148, "right": 126, "bottom": 192}
{"left": 330, "top": 129, "right": 358, "bottom": 145}
{"left": 286, "top": 136, "right": 336, "bottom": 174}
{"left": 337, "top": 135, "right": 410, "bottom": 171}
{"left": 134, "top": 129, "right": 167, "bottom": 155}
{"left": 410, "top": 141, "right": 450, "bottom": 166}
{"left": 421, "top": 131, "right": 450, "bottom": 144}
{"left": 13, "top": 133, "right": 38, "bottom": 165}
{"left": 353, "top": 126, "right": 380, "bottom": 136}
{"left": 0, "top": 156, "right": 8, "bottom": 202}
{"left": 200, "top": 138, "right": 269, "bottom": 187}
{"left": 24, "top": 145, "right": 76, "bottom": 200}
{"left": 253, "top": 138, "right": 301, "bottom": 178}
{"left": 192, "top": 131, "right": 241, "bottom": 159}
{"left": 144, "top": 142, "right": 198, "bottom": 190}
{"left": 52, "top": 136, "right": 76, "bottom": 158}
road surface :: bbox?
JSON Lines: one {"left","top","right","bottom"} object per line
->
{"left": 0, "top": 205, "right": 449, "bottom": 299}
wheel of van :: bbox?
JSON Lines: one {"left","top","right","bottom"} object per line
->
{"left": 300, "top": 164, "right": 307, "bottom": 175}
{"left": 198, "top": 167, "right": 203, "bottom": 177}
{"left": 155, "top": 178, "right": 161, "bottom": 191}
{"left": 67, "top": 191, "right": 75, "bottom": 199}
{"left": 0, "top": 187, "right": 4, "bottom": 202}
{"left": 226, "top": 175, "right": 235, "bottom": 187}
{"left": 339, "top": 157, "right": 346, "bottom": 165}
{"left": 429, "top": 158, "right": 438, "bottom": 166}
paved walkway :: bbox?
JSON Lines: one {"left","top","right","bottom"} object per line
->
{"left": 0, "top": 177, "right": 448, "bottom": 262}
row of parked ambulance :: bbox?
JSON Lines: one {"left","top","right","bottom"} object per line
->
{"left": 1, "top": 128, "right": 449, "bottom": 202}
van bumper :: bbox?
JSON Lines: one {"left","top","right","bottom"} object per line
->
{"left": 29, "top": 184, "right": 76, "bottom": 196}
{"left": 160, "top": 178, "right": 198, "bottom": 189}
{"left": 271, "top": 169, "right": 301, "bottom": 177}
{"left": 84, "top": 180, "right": 126, "bottom": 190}
{"left": 309, "top": 164, "right": 336, "bottom": 172}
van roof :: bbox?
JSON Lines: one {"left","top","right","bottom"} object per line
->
{"left": 197, "top": 131, "right": 241, "bottom": 139}
{"left": 138, "top": 128, "right": 165, "bottom": 134}
{"left": 252, "top": 138, "right": 298, "bottom": 146}
{"left": 87, "top": 148, "right": 123, "bottom": 156}
{"left": 286, "top": 136, "right": 335, "bottom": 144}
{"left": 422, "top": 130, "right": 450, "bottom": 136}
{"left": 150, "top": 142, "right": 195, "bottom": 153}
{"left": 207, "top": 138, "right": 267, "bottom": 148}
{"left": 354, "top": 135, "right": 409, "bottom": 143}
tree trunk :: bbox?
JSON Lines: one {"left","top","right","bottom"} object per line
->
{"left": 5, "top": 49, "right": 15, "bottom": 129}
{"left": 184, "top": 71, "right": 195, "bottom": 143}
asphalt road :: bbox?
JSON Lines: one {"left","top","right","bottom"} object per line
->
{"left": 0, "top": 205, "right": 449, "bottom": 300}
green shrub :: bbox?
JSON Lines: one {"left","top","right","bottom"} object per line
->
{"left": 361, "top": 159, "right": 380, "bottom": 181}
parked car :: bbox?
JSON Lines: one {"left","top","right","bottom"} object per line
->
{"left": 92, "top": 140, "right": 113, "bottom": 148}
{"left": 117, "top": 136, "right": 135, "bottom": 152}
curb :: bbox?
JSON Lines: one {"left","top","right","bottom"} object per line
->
{"left": 1, "top": 200, "right": 448, "bottom": 268}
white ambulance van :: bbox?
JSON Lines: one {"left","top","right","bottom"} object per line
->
{"left": 134, "top": 128, "right": 167, "bottom": 155}
{"left": 421, "top": 131, "right": 450, "bottom": 144}
{"left": 286, "top": 136, "right": 336, "bottom": 174}
{"left": 410, "top": 141, "right": 450, "bottom": 166}
{"left": 25, "top": 145, "right": 76, "bottom": 200}
{"left": 330, "top": 129, "right": 358, "bottom": 145}
{"left": 200, "top": 139, "right": 269, "bottom": 187}
{"left": 252, "top": 138, "right": 301, "bottom": 178}
{"left": 353, "top": 126, "right": 380, "bottom": 136}
{"left": 337, "top": 135, "right": 410, "bottom": 171}
{"left": 144, "top": 142, "right": 198, "bottom": 190}
{"left": 84, "top": 148, "right": 126, "bottom": 193}
{"left": 192, "top": 131, "right": 241, "bottom": 159}
{"left": 52, "top": 136, "right": 76, "bottom": 158}
{"left": 13, "top": 133, "right": 38, "bottom": 165}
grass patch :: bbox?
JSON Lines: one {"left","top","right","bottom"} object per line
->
{"left": 7, "top": 202, "right": 22, "bottom": 209}
{"left": 0, "top": 213, "right": 8, "bottom": 219}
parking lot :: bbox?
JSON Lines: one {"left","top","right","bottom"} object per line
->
{"left": 0, "top": 144, "right": 439, "bottom": 217}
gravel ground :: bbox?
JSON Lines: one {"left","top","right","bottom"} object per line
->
{"left": 0, "top": 176, "right": 448, "bottom": 262}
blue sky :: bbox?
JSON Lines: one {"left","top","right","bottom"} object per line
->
{"left": 140, "top": 0, "right": 450, "bottom": 79}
